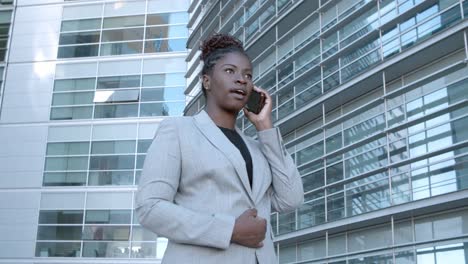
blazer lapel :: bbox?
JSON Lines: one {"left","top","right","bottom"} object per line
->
{"left": 236, "top": 129, "right": 270, "bottom": 205}
{"left": 193, "top": 111, "right": 254, "bottom": 203}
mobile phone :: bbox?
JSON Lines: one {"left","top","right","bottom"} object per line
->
{"left": 245, "top": 90, "right": 265, "bottom": 114}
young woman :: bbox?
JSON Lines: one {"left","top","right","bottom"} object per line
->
{"left": 136, "top": 33, "right": 304, "bottom": 264}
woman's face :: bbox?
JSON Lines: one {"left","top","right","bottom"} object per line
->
{"left": 203, "top": 51, "right": 253, "bottom": 113}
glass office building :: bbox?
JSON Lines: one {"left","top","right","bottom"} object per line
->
{"left": 185, "top": 0, "right": 468, "bottom": 263}
{"left": 0, "top": 0, "right": 189, "bottom": 263}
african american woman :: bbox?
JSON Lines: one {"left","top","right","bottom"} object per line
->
{"left": 136, "top": 33, "right": 304, "bottom": 264}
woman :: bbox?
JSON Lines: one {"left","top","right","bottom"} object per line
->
{"left": 136, "top": 33, "right": 304, "bottom": 264}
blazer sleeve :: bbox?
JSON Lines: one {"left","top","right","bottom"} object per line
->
{"left": 135, "top": 119, "right": 235, "bottom": 250}
{"left": 257, "top": 127, "right": 304, "bottom": 213}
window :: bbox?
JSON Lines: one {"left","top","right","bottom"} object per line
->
{"left": 58, "top": 11, "right": 188, "bottom": 58}
{"left": 0, "top": 10, "right": 12, "bottom": 61}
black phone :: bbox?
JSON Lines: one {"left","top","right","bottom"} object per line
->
{"left": 245, "top": 90, "right": 265, "bottom": 114}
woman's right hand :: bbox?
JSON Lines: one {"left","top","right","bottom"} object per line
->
{"left": 230, "top": 208, "right": 267, "bottom": 248}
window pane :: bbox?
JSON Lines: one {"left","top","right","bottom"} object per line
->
{"left": 35, "top": 242, "right": 81, "bottom": 257}
{"left": 82, "top": 226, "right": 130, "bottom": 241}
{"left": 45, "top": 157, "right": 89, "bottom": 171}
{"left": 146, "top": 12, "right": 188, "bottom": 25}
{"left": 91, "top": 140, "right": 136, "bottom": 154}
{"left": 302, "top": 170, "right": 324, "bottom": 192}
{"left": 137, "top": 139, "right": 152, "bottom": 153}
{"left": 140, "top": 101, "right": 185, "bottom": 116}
{"left": 50, "top": 106, "right": 93, "bottom": 120}
{"left": 58, "top": 45, "right": 99, "bottom": 58}
{"left": 43, "top": 172, "right": 87, "bottom": 186}
{"left": 130, "top": 241, "right": 158, "bottom": 258}
{"left": 46, "top": 142, "right": 89, "bottom": 156}
{"left": 39, "top": 210, "right": 83, "bottom": 224}
{"left": 94, "top": 104, "right": 139, "bottom": 118}
{"left": 82, "top": 241, "right": 130, "bottom": 258}
{"left": 61, "top": 18, "right": 101, "bottom": 32}
{"left": 97, "top": 75, "right": 140, "bottom": 89}
{"left": 102, "top": 28, "right": 144, "bottom": 42}
{"left": 144, "top": 38, "right": 187, "bottom": 53}
{"left": 54, "top": 78, "right": 96, "bottom": 92}
{"left": 142, "top": 73, "right": 185, "bottom": 87}
{"left": 88, "top": 171, "right": 134, "bottom": 186}
{"left": 298, "top": 199, "right": 325, "bottom": 228}
{"left": 59, "top": 31, "right": 100, "bottom": 45}
{"left": 297, "top": 142, "right": 324, "bottom": 166}
{"left": 52, "top": 92, "right": 94, "bottom": 106}
{"left": 100, "top": 41, "right": 143, "bottom": 55}
{"left": 131, "top": 226, "right": 158, "bottom": 241}
{"left": 37, "top": 226, "right": 82, "bottom": 240}
{"left": 89, "top": 155, "right": 135, "bottom": 170}
{"left": 103, "top": 15, "right": 145, "bottom": 28}
{"left": 145, "top": 25, "right": 188, "bottom": 39}
{"left": 85, "top": 210, "right": 131, "bottom": 224}
{"left": 140, "top": 87, "right": 185, "bottom": 101}
{"left": 93, "top": 90, "right": 140, "bottom": 103}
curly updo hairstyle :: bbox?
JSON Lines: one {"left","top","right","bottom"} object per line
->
{"left": 199, "top": 33, "right": 248, "bottom": 97}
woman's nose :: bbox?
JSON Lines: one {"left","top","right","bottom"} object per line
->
{"left": 236, "top": 75, "right": 247, "bottom": 84}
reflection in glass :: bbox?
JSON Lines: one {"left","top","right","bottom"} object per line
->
{"left": 61, "top": 18, "right": 101, "bottom": 32}
{"left": 85, "top": 210, "right": 131, "bottom": 224}
{"left": 35, "top": 242, "right": 81, "bottom": 257}
{"left": 146, "top": 25, "right": 188, "bottom": 39}
{"left": 37, "top": 226, "right": 82, "bottom": 240}
{"left": 54, "top": 78, "right": 96, "bottom": 92}
{"left": 82, "top": 226, "right": 130, "bottom": 241}
{"left": 94, "top": 104, "right": 139, "bottom": 118}
{"left": 50, "top": 106, "right": 93, "bottom": 120}
{"left": 88, "top": 171, "right": 134, "bottom": 186}
{"left": 101, "top": 28, "right": 144, "bottom": 42}
{"left": 52, "top": 91, "right": 94, "bottom": 106}
{"left": 58, "top": 45, "right": 99, "bottom": 58}
{"left": 47, "top": 142, "right": 89, "bottom": 156}
{"left": 39, "top": 210, "right": 83, "bottom": 224}
{"left": 103, "top": 15, "right": 145, "bottom": 29}
{"left": 82, "top": 241, "right": 130, "bottom": 258}
{"left": 97, "top": 75, "right": 140, "bottom": 89}
{"left": 141, "top": 87, "right": 185, "bottom": 102}
{"left": 91, "top": 140, "right": 136, "bottom": 154}
{"left": 100, "top": 41, "right": 143, "bottom": 56}
{"left": 89, "top": 155, "right": 135, "bottom": 170}
{"left": 144, "top": 38, "right": 187, "bottom": 53}
{"left": 59, "top": 31, "right": 100, "bottom": 45}
{"left": 140, "top": 101, "right": 185, "bottom": 116}
{"left": 43, "top": 172, "right": 87, "bottom": 186}
{"left": 130, "top": 242, "right": 157, "bottom": 258}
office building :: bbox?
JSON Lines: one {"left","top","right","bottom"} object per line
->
{"left": 0, "top": 0, "right": 189, "bottom": 263}
{"left": 185, "top": 0, "right": 468, "bottom": 263}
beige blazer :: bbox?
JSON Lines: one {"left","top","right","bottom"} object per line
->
{"left": 136, "top": 110, "right": 304, "bottom": 264}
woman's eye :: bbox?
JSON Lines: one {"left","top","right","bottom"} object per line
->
{"left": 245, "top": 74, "right": 252, "bottom": 80}
{"left": 225, "top": 68, "right": 234, "bottom": 73}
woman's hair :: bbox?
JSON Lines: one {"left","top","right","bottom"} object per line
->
{"left": 199, "top": 33, "right": 248, "bottom": 97}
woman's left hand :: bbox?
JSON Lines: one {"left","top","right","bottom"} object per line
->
{"left": 243, "top": 86, "right": 273, "bottom": 131}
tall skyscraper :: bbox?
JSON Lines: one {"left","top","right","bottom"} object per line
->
{"left": 0, "top": 0, "right": 189, "bottom": 263}
{"left": 185, "top": 0, "right": 468, "bottom": 263}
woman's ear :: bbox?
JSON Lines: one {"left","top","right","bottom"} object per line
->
{"left": 202, "top": 75, "right": 210, "bottom": 91}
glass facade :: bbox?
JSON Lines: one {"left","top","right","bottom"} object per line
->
{"left": 0, "top": 0, "right": 188, "bottom": 263}
{"left": 58, "top": 3, "right": 188, "bottom": 58}
{"left": 186, "top": 0, "right": 468, "bottom": 263}
{"left": 35, "top": 208, "right": 167, "bottom": 258}
{"left": 50, "top": 59, "right": 186, "bottom": 120}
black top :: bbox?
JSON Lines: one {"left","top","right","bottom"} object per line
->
{"left": 218, "top": 126, "right": 253, "bottom": 188}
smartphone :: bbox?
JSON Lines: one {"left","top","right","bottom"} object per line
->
{"left": 245, "top": 90, "right": 265, "bottom": 114}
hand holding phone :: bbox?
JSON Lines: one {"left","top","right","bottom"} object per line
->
{"left": 243, "top": 86, "right": 273, "bottom": 131}
{"left": 245, "top": 90, "right": 265, "bottom": 114}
